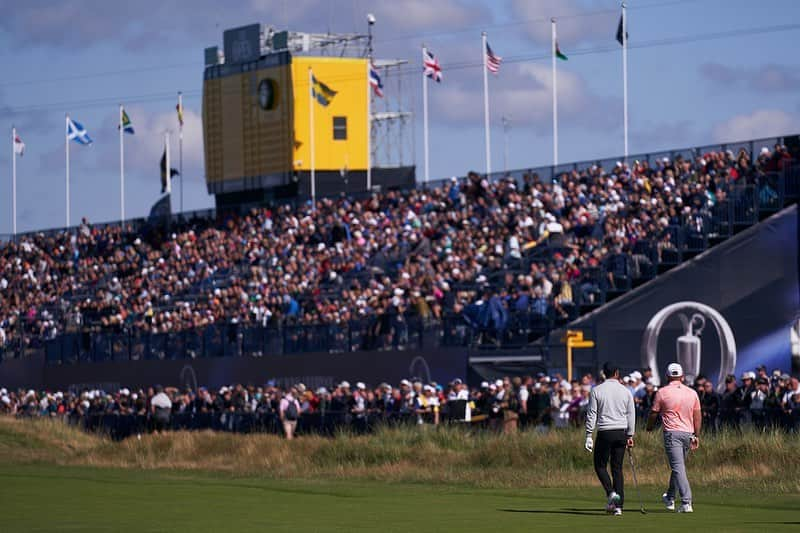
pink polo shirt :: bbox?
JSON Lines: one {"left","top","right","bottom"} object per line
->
{"left": 652, "top": 380, "right": 700, "bottom": 433}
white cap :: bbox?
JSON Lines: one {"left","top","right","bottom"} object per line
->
{"left": 480, "top": 381, "right": 489, "bottom": 389}
{"left": 494, "top": 379, "right": 503, "bottom": 387}
{"left": 400, "top": 379, "right": 411, "bottom": 387}
{"left": 631, "top": 371, "right": 642, "bottom": 380}
{"left": 667, "top": 363, "right": 684, "bottom": 377}
{"left": 356, "top": 382, "right": 366, "bottom": 390}
{"left": 339, "top": 381, "right": 351, "bottom": 389}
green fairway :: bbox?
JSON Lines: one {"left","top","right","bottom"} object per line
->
{"left": 0, "top": 465, "right": 797, "bottom": 532}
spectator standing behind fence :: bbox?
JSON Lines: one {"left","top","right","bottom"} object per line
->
{"left": 150, "top": 385, "right": 172, "bottom": 433}
{"left": 279, "top": 387, "right": 301, "bottom": 440}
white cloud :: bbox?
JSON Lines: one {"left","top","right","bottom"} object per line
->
{"left": 430, "top": 62, "right": 599, "bottom": 130}
{"left": 712, "top": 109, "right": 797, "bottom": 143}
{"left": 372, "top": 0, "right": 486, "bottom": 32}
{"left": 124, "top": 107, "right": 204, "bottom": 175}
{"left": 700, "top": 63, "right": 800, "bottom": 93}
{"left": 510, "top": 0, "right": 618, "bottom": 45}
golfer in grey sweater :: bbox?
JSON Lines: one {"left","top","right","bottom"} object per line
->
{"left": 585, "top": 362, "right": 636, "bottom": 515}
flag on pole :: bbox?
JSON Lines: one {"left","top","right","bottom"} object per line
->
{"left": 67, "top": 118, "right": 93, "bottom": 145}
{"left": 423, "top": 49, "right": 442, "bottom": 82}
{"left": 616, "top": 15, "right": 628, "bottom": 46}
{"left": 485, "top": 42, "right": 502, "bottom": 74}
{"left": 160, "top": 149, "right": 179, "bottom": 193}
{"left": 176, "top": 98, "right": 184, "bottom": 127}
{"left": 369, "top": 63, "right": 384, "bottom": 97}
{"left": 119, "top": 108, "right": 135, "bottom": 134}
{"left": 311, "top": 74, "right": 337, "bottom": 106}
{"left": 555, "top": 43, "right": 568, "bottom": 61}
{"left": 13, "top": 133, "right": 24, "bottom": 156}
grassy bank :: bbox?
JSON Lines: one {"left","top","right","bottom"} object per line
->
{"left": 1, "top": 417, "right": 797, "bottom": 493}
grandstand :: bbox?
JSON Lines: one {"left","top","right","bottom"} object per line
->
{"left": 0, "top": 135, "right": 797, "bottom": 386}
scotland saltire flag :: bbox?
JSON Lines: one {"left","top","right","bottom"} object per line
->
{"left": 67, "top": 118, "right": 93, "bottom": 145}
{"left": 369, "top": 63, "right": 384, "bottom": 97}
{"left": 311, "top": 75, "right": 337, "bottom": 106}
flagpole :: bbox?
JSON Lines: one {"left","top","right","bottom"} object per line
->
{"left": 551, "top": 18, "right": 559, "bottom": 166}
{"left": 308, "top": 67, "right": 316, "bottom": 206}
{"left": 622, "top": 2, "right": 629, "bottom": 160}
{"left": 422, "top": 44, "right": 430, "bottom": 185}
{"left": 481, "top": 31, "right": 492, "bottom": 178}
{"left": 11, "top": 126, "right": 17, "bottom": 236}
{"left": 165, "top": 131, "right": 171, "bottom": 194}
{"left": 366, "top": 61, "right": 372, "bottom": 192}
{"left": 65, "top": 114, "right": 70, "bottom": 228}
{"left": 178, "top": 91, "right": 183, "bottom": 213}
{"left": 119, "top": 104, "right": 125, "bottom": 225}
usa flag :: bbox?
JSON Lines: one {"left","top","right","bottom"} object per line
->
{"left": 485, "top": 42, "right": 502, "bottom": 74}
{"left": 423, "top": 49, "right": 442, "bottom": 82}
{"left": 369, "top": 63, "right": 384, "bottom": 97}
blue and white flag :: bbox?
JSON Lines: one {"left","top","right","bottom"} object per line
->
{"left": 67, "top": 117, "right": 93, "bottom": 145}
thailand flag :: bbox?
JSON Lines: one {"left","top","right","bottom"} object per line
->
{"left": 423, "top": 49, "right": 442, "bottom": 82}
{"left": 369, "top": 63, "right": 384, "bottom": 97}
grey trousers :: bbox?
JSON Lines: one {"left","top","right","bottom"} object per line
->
{"left": 663, "top": 431, "right": 692, "bottom": 504}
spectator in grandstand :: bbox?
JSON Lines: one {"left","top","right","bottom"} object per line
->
{"left": 2, "top": 142, "right": 783, "bottom": 352}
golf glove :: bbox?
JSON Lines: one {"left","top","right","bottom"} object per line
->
{"left": 584, "top": 436, "right": 594, "bottom": 452}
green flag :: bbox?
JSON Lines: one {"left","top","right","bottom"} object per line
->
{"left": 555, "top": 43, "right": 568, "bottom": 61}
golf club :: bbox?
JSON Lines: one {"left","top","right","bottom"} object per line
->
{"left": 627, "top": 447, "right": 647, "bottom": 514}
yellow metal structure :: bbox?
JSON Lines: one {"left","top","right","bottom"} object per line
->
{"left": 203, "top": 53, "right": 368, "bottom": 193}
{"left": 291, "top": 56, "right": 368, "bottom": 172}
{"left": 565, "top": 330, "right": 595, "bottom": 381}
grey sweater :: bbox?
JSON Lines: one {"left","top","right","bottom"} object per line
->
{"left": 584, "top": 379, "right": 636, "bottom": 438}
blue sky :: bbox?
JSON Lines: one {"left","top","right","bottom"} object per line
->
{"left": 1, "top": 0, "right": 798, "bottom": 233}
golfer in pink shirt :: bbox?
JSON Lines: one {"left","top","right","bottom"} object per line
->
{"left": 646, "top": 363, "right": 701, "bottom": 513}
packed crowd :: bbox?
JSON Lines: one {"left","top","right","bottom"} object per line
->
{"left": 3, "top": 364, "right": 798, "bottom": 438}
{"left": 0, "top": 144, "right": 793, "bottom": 350}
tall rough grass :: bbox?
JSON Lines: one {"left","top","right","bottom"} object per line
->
{"left": 1, "top": 417, "right": 797, "bottom": 493}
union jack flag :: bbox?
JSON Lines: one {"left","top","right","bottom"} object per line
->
{"left": 423, "top": 48, "right": 442, "bottom": 83}
{"left": 485, "top": 42, "right": 502, "bottom": 74}
{"left": 369, "top": 63, "right": 384, "bottom": 97}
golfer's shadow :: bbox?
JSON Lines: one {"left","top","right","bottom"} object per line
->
{"left": 499, "top": 508, "right": 607, "bottom": 516}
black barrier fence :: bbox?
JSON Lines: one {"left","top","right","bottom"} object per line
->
{"left": 42, "top": 410, "right": 460, "bottom": 441}
{"left": 41, "top": 319, "right": 429, "bottom": 365}
{"left": 16, "top": 403, "right": 799, "bottom": 442}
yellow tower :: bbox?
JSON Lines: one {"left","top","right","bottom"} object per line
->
{"left": 202, "top": 25, "right": 408, "bottom": 207}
